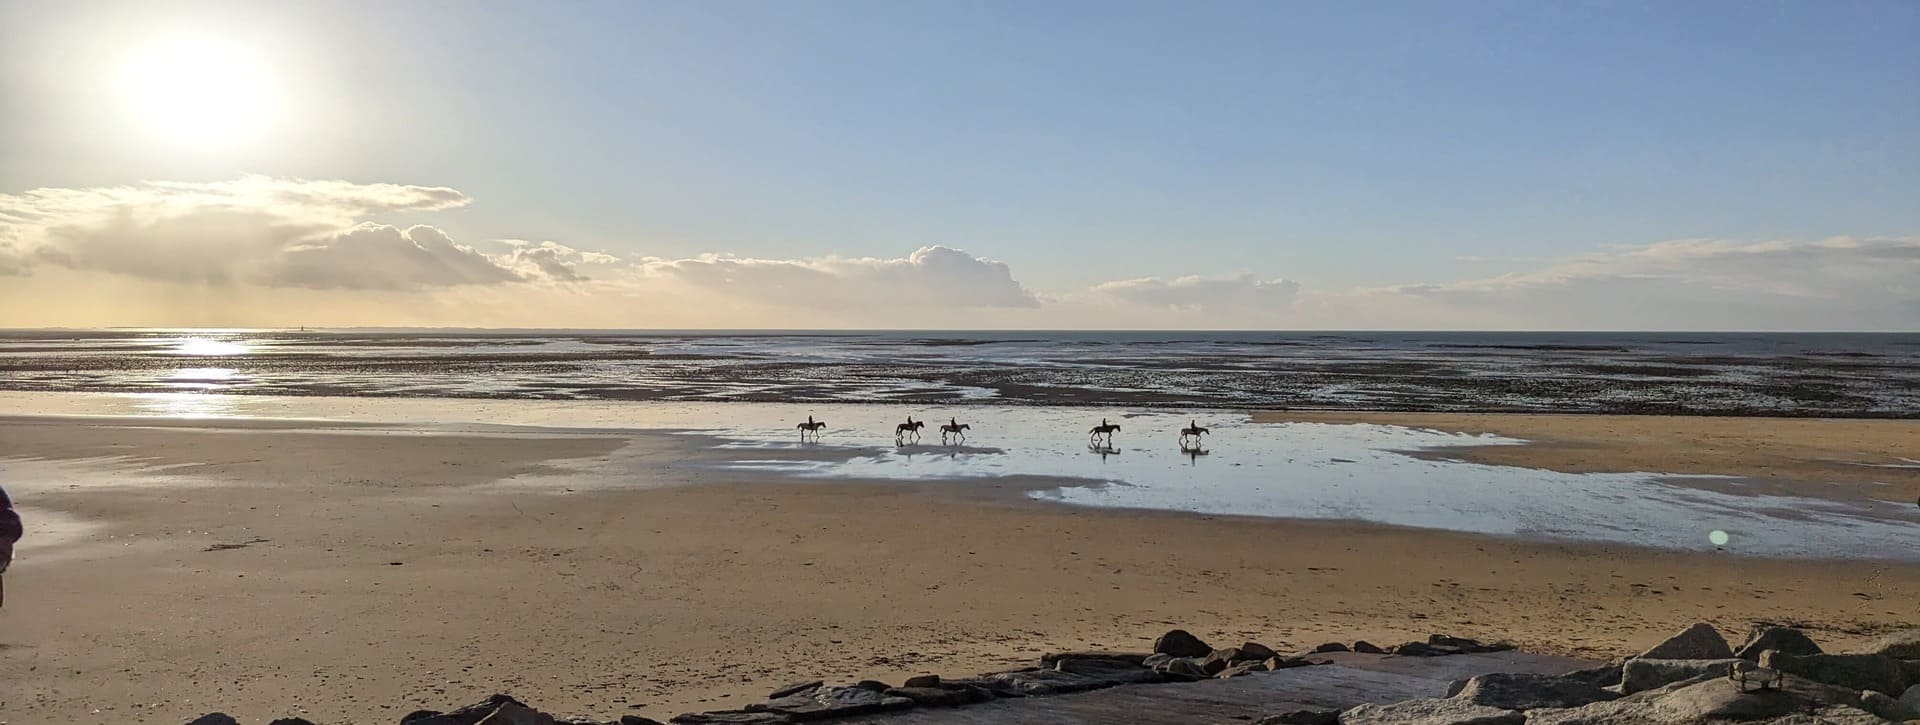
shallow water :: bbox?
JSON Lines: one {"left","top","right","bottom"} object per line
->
{"left": 5, "top": 392, "right": 1913, "bottom": 560}
{"left": 5, "top": 329, "right": 1917, "bottom": 415}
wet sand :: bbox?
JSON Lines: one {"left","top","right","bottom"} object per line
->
{"left": 2, "top": 414, "right": 1917, "bottom": 724}
{"left": 1254, "top": 411, "right": 1920, "bottom": 503}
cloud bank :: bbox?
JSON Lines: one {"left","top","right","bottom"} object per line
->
{"left": 1, "top": 177, "right": 1913, "bottom": 330}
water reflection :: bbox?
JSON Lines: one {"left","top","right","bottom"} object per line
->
{"left": 168, "top": 337, "right": 251, "bottom": 356}
{"left": 1179, "top": 443, "right": 1209, "bottom": 465}
{"left": 1087, "top": 442, "right": 1121, "bottom": 461}
{"left": 131, "top": 392, "right": 241, "bottom": 418}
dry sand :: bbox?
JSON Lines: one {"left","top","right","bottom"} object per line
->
{"left": 1, "top": 413, "right": 1916, "bottom": 724}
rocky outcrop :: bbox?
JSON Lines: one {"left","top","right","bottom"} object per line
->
{"left": 1637, "top": 622, "right": 1735, "bottom": 660}
{"left": 1760, "top": 651, "right": 1912, "bottom": 697}
{"left": 742, "top": 684, "right": 913, "bottom": 720}
{"left": 1735, "top": 626, "right": 1825, "bottom": 660}
{"left": 1528, "top": 671, "right": 1865, "bottom": 724}
{"left": 1340, "top": 697, "right": 1526, "bottom": 724}
{"left": 1152, "top": 629, "right": 1212, "bottom": 658}
{"left": 1621, "top": 658, "right": 1742, "bottom": 694}
{"left": 1447, "top": 672, "right": 1620, "bottom": 710}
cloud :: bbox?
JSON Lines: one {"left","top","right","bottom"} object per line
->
{"left": 0, "top": 176, "right": 507, "bottom": 289}
{"left": 498, "top": 240, "right": 620, "bottom": 283}
{"left": 1332, "top": 236, "right": 1920, "bottom": 330}
{"left": 632, "top": 245, "right": 1039, "bottom": 308}
{"left": 271, "top": 224, "right": 523, "bottom": 290}
{"left": 1091, "top": 273, "right": 1300, "bottom": 310}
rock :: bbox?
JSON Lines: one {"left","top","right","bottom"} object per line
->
{"left": 1218, "top": 661, "right": 1269, "bottom": 678}
{"left": 1639, "top": 622, "right": 1735, "bottom": 660}
{"left": 1236, "top": 642, "right": 1279, "bottom": 661}
{"left": 403, "top": 711, "right": 446, "bottom": 723}
{"left": 1762, "top": 651, "right": 1911, "bottom": 695}
{"left": 1862, "top": 690, "right": 1918, "bottom": 722}
{"left": 407, "top": 696, "right": 537, "bottom": 725}
{"left": 1621, "top": 658, "right": 1741, "bottom": 694}
{"left": 1902, "top": 684, "right": 1920, "bottom": 716}
{"left": 767, "top": 681, "right": 823, "bottom": 699}
{"left": 745, "top": 686, "right": 913, "bottom": 720}
{"left": 1352, "top": 640, "right": 1386, "bottom": 654}
{"left": 621, "top": 717, "right": 668, "bottom": 725}
{"left": 964, "top": 669, "right": 1111, "bottom": 697}
{"left": 1255, "top": 709, "right": 1340, "bottom": 725}
{"left": 669, "top": 711, "right": 792, "bottom": 724}
{"left": 1858, "top": 629, "right": 1920, "bottom": 659}
{"left": 1802, "top": 704, "right": 1905, "bottom": 724}
{"left": 1040, "top": 651, "right": 1149, "bottom": 668}
{"left": 883, "top": 685, "right": 992, "bottom": 707}
{"left": 851, "top": 680, "right": 891, "bottom": 692}
{"left": 1430, "top": 634, "right": 1510, "bottom": 653}
{"left": 1528, "top": 671, "right": 1864, "bottom": 724}
{"left": 1392, "top": 641, "right": 1455, "bottom": 657}
{"left": 1153, "top": 629, "right": 1213, "bottom": 658}
{"left": 1053, "top": 656, "right": 1163, "bottom": 685}
{"left": 269, "top": 720, "right": 320, "bottom": 725}
{"left": 189, "top": 716, "right": 241, "bottom": 725}
{"left": 1310, "top": 642, "right": 1349, "bottom": 653}
{"left": 1907, "top": 660, "right": 1920, "bottom": 685}
{"left": 1141, "top": 652, "right": 1174, "bottom": 669}
{"left": 1736, "top": 626, "right": 1825, "bottom": 660}
{"left": 1203, "top": 648, "right": 1242, "bottom": 671}
{"left": 902, "top": 674, "right": 941, "bottom": 688}
{"left": 1265, "top": 656, "right": 1316, "bottom": 670}
{"left": 1449, "top": 672, "right": 1621, "bottom": 710}
{"left": 1151, "top": 656, "right": 1214, "bottom": 681}
{"left": 1561, "top": 661, "right": 1625, "bottom": 689}
{"left": 1339, "top": 697, "right": 1523, "bottom": 724}
{"left": 476, "top": 703, "right": 557, "bottom": 725}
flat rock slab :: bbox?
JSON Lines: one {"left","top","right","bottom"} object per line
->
{"left": 828, "top": 651, "right": 1593, "bottom": 724}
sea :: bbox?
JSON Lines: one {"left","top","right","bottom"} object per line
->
{"left": 1, "top": 329, "right": 1916, "bottom": 416}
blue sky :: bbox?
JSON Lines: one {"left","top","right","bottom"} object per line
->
{"left": 1, "top": 0, "right": 1916, "bottom": 329}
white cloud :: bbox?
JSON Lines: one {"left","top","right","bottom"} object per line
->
{"left": 0, "top": 176, "right": 502, "bottom": 289}
{"left": 1327, "top": 236, "right": 1920, "bottom": 330}
{"left": 271, "top": 224, "right": 522, "bottom": 290}
{"left": 1091, "top": 273, "right": 1300, "bottom": 310}
{"left": 631, "top": 245, "right": 1039, "bottom": 308}
{"left": 497, "top": 240, "right": 622, "bottom": 283}
{"left": 2, "top": 176, "right": 1913, "bottom": 330}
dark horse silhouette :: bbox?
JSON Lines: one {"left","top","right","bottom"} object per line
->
{"left": 796, "top": 415, "right": 826, "bottom": 440}
{"left": 1089, "top": 418, "right": 1121, "bottom": 444}
{"left": 895, "top": 417, "right": 925, "bottom": 443}
{"left": 1178, "top": 419, "right": 1210, "bottom": 445}
{"left": 939, "top": 417, "right": 970, "bottom": 443}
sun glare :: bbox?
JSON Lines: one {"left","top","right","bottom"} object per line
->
{"left": 118, "top": 37, "right": 281, "bottom": 150}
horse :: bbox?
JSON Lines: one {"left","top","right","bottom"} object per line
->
{"left": 796, "top": 415, "right": 826, "bottom": 440}
{"left": 1178, "top": 419, "right": 1209, "bottom": 444}
{"left": 1089, "top": 418, "right": 1121, "bottom": 444}
{"left": 939, "top": 417, "right": 970, "bottom": 443}
{"left": 894, "top": 417, "right": 925, "bottom": 443}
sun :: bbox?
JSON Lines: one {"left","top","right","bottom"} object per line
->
{"left": 118, "top": 37, "right": 280, "bottom": 150}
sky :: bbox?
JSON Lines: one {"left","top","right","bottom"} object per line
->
{"left": 1, "top": 0, "right": 1916, "bottom": 330}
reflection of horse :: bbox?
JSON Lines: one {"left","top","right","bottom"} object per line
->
{"left": 1088, "top": 441, "right": 1120, "bottom": 461}
{"left": 940, "top": 417, "right": 970, "bottom": 444}
{"left": 1180, "top": 442, "right": 1209, "bottom": 465}
{"left": 895, "top": 417, "right": 924, "bottom": 443}
{"left": 1178, "top": 419, "right": 1210, "bottom": 446}
{"left": 1089, "top": 418, "right": 1120, "bottom": 444}
{"left": 797, "top": 415, "right": 826, "bottom": 441}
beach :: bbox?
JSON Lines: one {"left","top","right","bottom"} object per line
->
{"left": 3, "top": 409, "right": 1916, "bottom": 724}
